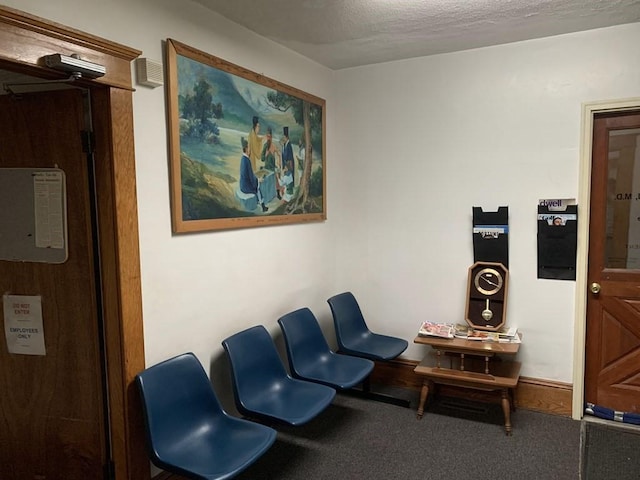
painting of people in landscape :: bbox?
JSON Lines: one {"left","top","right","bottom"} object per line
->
{"left": 166, "top": 39, "right": 326, "bottom": 233}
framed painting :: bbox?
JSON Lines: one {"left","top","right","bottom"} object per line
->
{"left": 165, "top": 39, "right": 326, "bottom": 233}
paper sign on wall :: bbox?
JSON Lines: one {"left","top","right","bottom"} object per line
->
{"left": 33, "top": 171, "right": 65, "bottom": 249}
{"left": 3, "top": 294, "right": 46, "bottom": 355}
{"left": 0, "top": 168, "right": 68, "bottom": 263}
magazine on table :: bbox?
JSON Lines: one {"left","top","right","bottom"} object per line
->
{"left": 418, "top": 321, "right": 455, "bottom": 339}
{"left": 464, "top": 325, "right": 520, "bottom": 343}
{"left": 453, "top": 323, "right": 472, "bottom": 339}
{"left": 466, "top": 330, "right": 500, "bottom": 341}
{"left": 419, "top": 321, "right": 520, "bottom": 342}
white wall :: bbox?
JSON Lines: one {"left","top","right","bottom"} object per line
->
{"left": 333, "top": 23, "right": 640, "bottom": 381}
{"left": 5, "top": 0, "right": 640, "bottom": 386}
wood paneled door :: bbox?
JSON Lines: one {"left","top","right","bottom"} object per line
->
{"left": 585, "top": 111, "right": 640, "bottom": 414}
{"left": 0, "top": 89, "right": 109, "bottom": 478}
{"left": 0, "top": 6, "right": 147, "bottom": 479}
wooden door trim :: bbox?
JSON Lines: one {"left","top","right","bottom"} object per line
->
{"left": 0, "top": 6, "right": 147, "bottom": 479}
{"left": 574, "top": 98, "right": 640, "bottom": 420}
{"left": 0, "top": 5, "right": 139, "bottom": 90}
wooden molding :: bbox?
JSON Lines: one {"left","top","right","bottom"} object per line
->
{"left": 516, "top": 376, "right": 573, "bottom": 416}
{"left": 0, "top": 5, "right": 140, "bottom": 89}
{"left": 92, "top": 88, "right": 148, "bottom": 479}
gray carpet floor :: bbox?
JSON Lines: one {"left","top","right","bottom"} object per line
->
{"left": 234, "top": 388, "right": 582, "bottom": 480}
{"left": 581, "top": 418, "right": 640, "bottom": 480}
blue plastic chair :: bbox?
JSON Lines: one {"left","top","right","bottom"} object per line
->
{"left": 327, "top": 292, "right": 410, "bottom": 407}
{"left": 278, "top": 307, "right": 374, "bottom": 389}
{"left": 222, "top": 326, "right": 336, "bottom": 426}
{"left": 327, "top": 291, "right": 408, "bottom": 360}
{"left": 136, "top": 352, "right": 277, "bottom": 480}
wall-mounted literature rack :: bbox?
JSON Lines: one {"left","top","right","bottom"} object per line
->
{"left": 472, "top": 206, "right": 509, "bottom": 269}
{"left": 537, "top": 204, "right": 577, "bottom": 280}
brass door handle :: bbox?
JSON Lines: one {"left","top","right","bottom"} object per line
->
{"left": 590, "top": 282, "right": 601, "bottom": 294}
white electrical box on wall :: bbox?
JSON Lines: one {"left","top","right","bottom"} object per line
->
{"left": 135, "top": 58, "right": 163, "bottom": 88}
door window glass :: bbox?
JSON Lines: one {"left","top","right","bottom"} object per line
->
{"left": 606, "top": 128, "right": 640, "bottom": 268}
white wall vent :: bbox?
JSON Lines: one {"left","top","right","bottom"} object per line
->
{"left": 135, "top": 58, "right": 163, "bottom": 88}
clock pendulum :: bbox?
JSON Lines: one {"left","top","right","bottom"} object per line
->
{"left": 482, "top": 299, "right": 493, "bottom": 321}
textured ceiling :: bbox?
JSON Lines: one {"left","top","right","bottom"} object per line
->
{"left": 194, "top": 0, "right": 640, "bottom": 69}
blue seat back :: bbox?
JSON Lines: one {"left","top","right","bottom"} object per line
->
{"left": 222, "top": 326, "right": 289, "bottom": 400}
{"left": 136, "top": 353, "right": 225, "bottom": 463}
{"left": 327, "top": 291, "right": 372, "bottom": 350}
{"left": 278, "top": 308, "right": 332, "bottom": 370}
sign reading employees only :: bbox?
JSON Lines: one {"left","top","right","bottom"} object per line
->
{"left": 3, "top": 294, "right": 46, "bottom": 356}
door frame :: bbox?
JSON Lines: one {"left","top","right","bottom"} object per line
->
{"left": 573, "top": 97, "right": 640, "bottom": 420}
{"left": 0, "top": 6, "right": 148, "bottom": 479}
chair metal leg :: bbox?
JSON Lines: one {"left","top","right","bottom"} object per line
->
{"left": 340, "top": 376, "right": 411, "bottom": 408}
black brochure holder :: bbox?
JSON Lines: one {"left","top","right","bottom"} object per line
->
{"left": 472, "top": 206, "right": 509, "bottom": 268}
{"left": 537, "top": 205, "right": 577, "bottom": 280}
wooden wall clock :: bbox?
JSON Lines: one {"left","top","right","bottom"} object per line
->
{"left": 465, "top": 261, "right": 508, "bottom": 331}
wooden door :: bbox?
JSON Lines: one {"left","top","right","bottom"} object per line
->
{"left": 0, "top": 89, "right": 107, "bottom": 479}
{"left": 585, "top": 111, "right": 640, "bottom": 413}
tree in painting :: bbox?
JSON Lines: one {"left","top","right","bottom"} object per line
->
{"left": 266, "top": 91, "right": 322, "bottom": 214}
{"left": 180, "top": 79, "right": 223, "bottom": 143}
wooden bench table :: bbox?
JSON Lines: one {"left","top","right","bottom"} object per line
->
{"left": 413, "top": 335, "right": 521, "bottom": 435}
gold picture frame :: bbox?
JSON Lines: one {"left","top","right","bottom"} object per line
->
{"left": 166, "top": 39, "right": 326, "bottom": 233}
